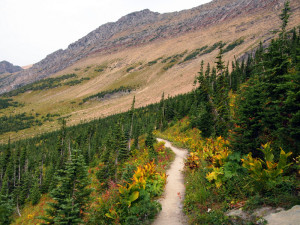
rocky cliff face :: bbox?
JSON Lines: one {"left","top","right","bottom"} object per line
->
{"left": 0, "top": 61, "right": 22, "bottom": 75}
{"left": 0, "top": 0, "right": 290, "bottom": 94}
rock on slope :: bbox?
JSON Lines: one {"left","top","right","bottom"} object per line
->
{"left": 0, "top": 61, "right": 23, "bottom": 75}
{"left": 0, "top": 0, "right": 293, "bottom": 94}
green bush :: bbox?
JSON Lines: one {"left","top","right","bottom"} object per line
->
{"left": 124, "top": 190, "right": 161, "bottom": 225}
{"left": 126, "top": 66, "right": 135, "bottom": 73}
{"left": 200, "top": 41, "right": 225, "bottom": 55}
{"left": 223, "top": 39, "right": 244, "bottom": 53}
{"left": 147, "top": 60, "right": 158, "bottom": 66}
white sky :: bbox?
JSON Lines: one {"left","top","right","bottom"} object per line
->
{"left": 0, "top": 0, "right": 211, "bottom": 66}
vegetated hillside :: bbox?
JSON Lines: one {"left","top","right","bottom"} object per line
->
{"left": 1, "top": 0, "right": 299, "bottom": 94}
{"left": 0, "top": 0, "right": 299, "bottom": 143}
{"left": 0, "top": 61, "right": 22, "bottom": 75}
{"left": 0, "top": 4, "right": 299, "bottom": 223}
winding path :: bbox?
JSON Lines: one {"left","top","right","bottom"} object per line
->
{"left": 153, "top": 138, "right": 188, "bottom": 225}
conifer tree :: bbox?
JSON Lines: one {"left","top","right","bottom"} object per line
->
{"left": 96, "top": 129, "right": 116, "bottom": 186}
{"left": 41, "top": 163, "right": 55, "bottom": 193}
{"left": 0, "top": 138, "right": 11, "bottom": 182}
{"left": 18, "top": 172, "right": 31, "bottom": 205}
{"left": 215, "top": 43, "right": 225, "bottom": 76}
{"left": 114, "top": 121, "right": 129, "bottom": 164}
{"left": 41, "top": 149, "right": 92, "bottom": 225}
{"left": 30, "top": 176, "right": 41, "bottom": 205}
{"left": 214, "top": 44, "right": 230, "bottom": 136}
{"left": 0, "top": 194, "right": 14, "bottom": 224}
{"left": 128, "top": 96, "right": 135, "bottom": 150}
{"left": 158, "top": 92, "right": 166, "bottom": 130}
{"left": 132, "top": 121, "right": 141, "bottom": 150}
{"left": 56, "top": 119, "right": 67, "bottom": 169}
{"left": 280, "top": 1, "right": 290, "bottom": 37}
{"left": 145, "top": 128, "right": 156, "bottom": 160}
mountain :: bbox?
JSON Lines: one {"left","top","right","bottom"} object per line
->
{"left": 0, "top": 61, "right": 23, "bottom": 75}
{"left": 0, "top": 0, "right": 299, "bottom": 143}
{"left": 1, "top": 0, "right": 299, "bottom": 94}
{"left": 0, "top": 1, "right": 299, "bottom": 224}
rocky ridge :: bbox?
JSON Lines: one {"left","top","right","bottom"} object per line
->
{"left": 0, "top": 61, "right": 23, "bottom": 75}
{"left": 0, "top": 0, "right": 292, "bottom": 94}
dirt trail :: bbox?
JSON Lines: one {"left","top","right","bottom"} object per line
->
{"left": 153, "top": 138, "right": 188, "bottom": 225}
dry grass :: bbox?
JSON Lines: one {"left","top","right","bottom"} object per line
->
{"left": 1, "top": 6, "right": 299, "bottom": 143}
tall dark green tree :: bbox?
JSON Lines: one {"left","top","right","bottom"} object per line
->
{"left": 0, "top": 194, "right": 14, "bottom": 224}
{"left": 30, "top": 176, "right": 41, "bottom": 205}
{"left": 128, "top": 96, "right": 135, "bottom": 150}
{"left": 114, "top": 121, "right": 129, "bottom": 164}
{"left": 214, "top": 43, "right": 230, "bottom": 136}
{"left": 145, "top": 128, "right": 157, "bottom": 160}
{"left": 41, "top": 149, "right": 92, "bottom": 225}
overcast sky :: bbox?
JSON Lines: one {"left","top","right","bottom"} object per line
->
{"left": 0, "top": 0, "right": 211, "bottom": 66}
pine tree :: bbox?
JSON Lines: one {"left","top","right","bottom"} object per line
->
{"left": 132, "top": 122, "right": 141, "bottom": 150}
{"left": 18, "top": 172, "right": 31, "bottom": 205}
{"left": 279, "top": 1, "right": 290, "bottom": 38}
{"left": 114, "top": 122, "right": 129, "bottom": 164}
{"left": 145, "top": 128, "right": 156, "bottom": 160}
{"left": 192, "top": 61, "right": 214, "bottom": 137}
{"left": 30, "top": 176, "right": 41, "bottom": 205}
{"left": 214, "top": 45, "right": 230, "bottom": 136}
{"left": 158, "top": 92, "right": 166, "bottom": 130}
{"left": 41, "top": 163, "right": 55, "bottom": 193}
{"left": 215, "top": 43, "right": 225, "bottom": 76}
{"left": 0, "top": 194, "right": 14, "bottom": 224}
{"left": 0, "top": 138, "right": 11, "bottom": 183}
{"left": 41, "top": 149, "right": 92, "bottom": 225}
{"left": 128, "top": 96, "right": 135, "bottom": 150}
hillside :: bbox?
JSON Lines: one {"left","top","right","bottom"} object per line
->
{"left": 0, "top": 1, "right": 299, "bottom": 224}
{"left": 0, "top": 61, "right": 22, "bottom": 75}
{"left": 0, "top": 0, "right": 299, "bottom": 143}
{"left": 2, "top": 0, "right": 299, "bottom": 94}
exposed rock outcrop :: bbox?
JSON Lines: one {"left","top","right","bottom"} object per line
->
{"left": 0, "top": 61, "right": 23, "bottom": 75}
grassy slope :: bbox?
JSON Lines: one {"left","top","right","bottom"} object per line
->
{"left": 1, "top": 4, "right": 299, "bottom": 143}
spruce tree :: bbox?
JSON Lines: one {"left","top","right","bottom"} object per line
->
{"left": 41, "top": 163, "right": 55, "bottom": 193}
{"left": 113, "top": 121, "right": 129, "bottom": 164}
{"left": 41, "top": 149, "right": 92, "bottom": 225}
{"left": 30, "top": 176, "right": 41, "bottom": 205}
{"left": 279, "top": 1, "right": 290, "bottom": 37}
{"left": 145, "top": 128, "right": 156, "bottom": 160}
{"left": 128, "top": 96, "right": 135, "bottom": 150}
{"left": 0, "top": 194, "right": 14, "bottom": 224}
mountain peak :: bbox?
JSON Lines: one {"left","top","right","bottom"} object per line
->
{"left": 117, "top": 9, "right": 160, "bottom": 26}
{"left": 0, "top": 61, "right": 23, "bottom": 75}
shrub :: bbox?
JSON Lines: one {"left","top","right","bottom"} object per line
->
{"left": 223, "top": 38, "right": 244, "bottom": 53}
{"left": 126, "top": 66, "right": 135, "bottom": 73}
{"left": 241, "top": 142, "right": 293, "bottom": 191}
